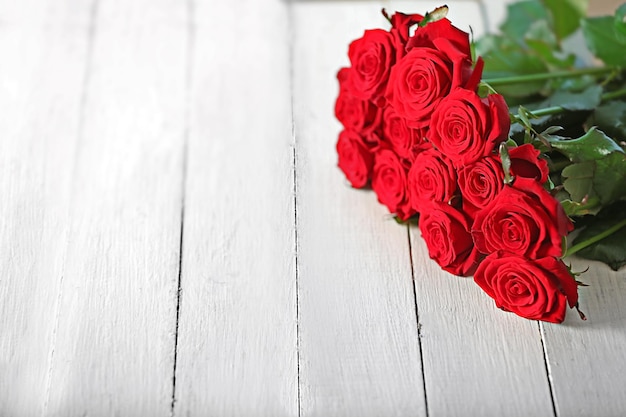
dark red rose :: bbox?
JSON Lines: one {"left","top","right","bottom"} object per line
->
{"left": 429, "top": 89, "right": 510, "bottom": 166}
{"left": 336, "top": 130, "right": 373, "bottom": 188}
{"left": 457, "top": 155, "right": 505, "bottom": 215}
{"left": 472, "top": 177, "right": 574, "bottom": 259}
{"left": 418, "top": 203, "right": 480, "bottom": 276}
{"left": 382, "top": 105, "right": 428, "bottom": 161}
{"left": 348, "top": 29, "right": 396, "bottom": 102}
{"left": 509, "top": 144, "right": 549, "bottom": 184}
{"left": 406, "top": 17, "right": 471, "bottom": 58}
{"left": 372, "top": 149, "right": 414, "bottom": 220}
{"left": 385, "top": 39, "right": 473, "bottom": 129}
{"left": 474, "top": 254, "right": 579, "bottom": 323}
{"left": 408, "top": 149, "right": 457, "bottom": 211}
{"left": 335, "top": 68, "right": 381, "bottom": 135}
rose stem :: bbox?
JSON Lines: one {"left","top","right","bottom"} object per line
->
{"left": 512, "top": 88, "right": 626, "bottom": 121}
{"left": 564, "top": 218, "right": 626, "bottom": 258}
{"left": 482, "top": 66, "right": 619, "bottom": 86}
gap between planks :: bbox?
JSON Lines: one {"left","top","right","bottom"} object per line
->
{"left": 170, "top": 0, "right": 195, "bottom": 415}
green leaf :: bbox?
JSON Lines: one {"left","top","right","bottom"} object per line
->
{"left": 561, "top": 198, "right": 602, "bottom": 216}
{"left": 614, "top": 3, "right": 626, "bottom": 43}
{"left": 500, "top": 0, "right": 550, "bottom": 39}
{"left": 587, "top": 101, "right": 626, "bottom": 141}
{"left": 541, "top": 85, "right": 602, "bottom": 111}
{"left": 561, "top": 160, "right": 598, "bottom": 202}
{"left": 572, "top": 203, "right": 626, "bottom": 270}
{"left": 581, "top": 16, "right": 626, "bottom": 66}
{"left": 547, "top": 127, "right": 624, "bottom": 162}
{"left": 542, "top": 0, "right": 588, "bottom": 40}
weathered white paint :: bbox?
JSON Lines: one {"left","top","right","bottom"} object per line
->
{"left": 0, "top": 1, "right": 93, "bottom": 414}
{"left": 42, "top": 0, "right": 188, "bottom": 414}
{"left": 172, "top": 0, "right": 298, "bottom": 416}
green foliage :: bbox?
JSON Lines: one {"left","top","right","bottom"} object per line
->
{"left": 587, "top": 101, "right": 626, "bottom": 141}
{"left": 573, "top": 203, "right": 626, "bottom": 270}
{"left": 581, "top": 15, "right": 626, "bottom": 66}
{"left": 542, "top": 0, "right": 588, "bottom": 40}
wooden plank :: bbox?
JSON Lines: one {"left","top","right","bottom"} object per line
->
{"left": 0, "top": 1, "right": 93, "bottom": 415}
{"left": 542, "top": 258, "right": 626, "bottom": 417}
{"left": 172, "top": 0, "right": 298, "bottom": 415}
{"left": 292, "top": 3, "right": 427, "bottom": 416}
{"left": 41, "top": 0, "right": 188, "bottom": 414}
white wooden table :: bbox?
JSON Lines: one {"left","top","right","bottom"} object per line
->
{"left": 1, "top": 0, "right": 625, "bottom": 415}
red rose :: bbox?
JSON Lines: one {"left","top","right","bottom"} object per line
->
{"left": 457, "top": 155, "right": 505, "bottom": 215}
{"left": 408, "top": 149, "right": 457, "bottom": 211}
{"left": 509, "top": 144, "right": 549, "bottom": 184}
{"left": 382, "top": 105, "right": 428, "bottom": 161}
{"left": 335, "top": 68, "right": 381, "bottom": 135}
{"left": 336, "top": 130, "right": 374, "bottom": 188}
{"left": 429, "top": 89, "right": 510, "bottom": 166}
{"left": 472, "top": 177, "right": 574, "bottom": 258}
{"left": 348, "top": 29, "right": 396, "bottom": 102}
{"left": 474, "top": 254, "right": 579, "bottom": 323}
{"left": 372, "top": 149, "right": 414, "bottom": 219}
{"left": 418, "top": 203, "right": 480, "bottom": 276}
{"left": 385, "top": 39, "right": 473, "bottom": 129}
{"left": 388, "top": 11, "right": 424, "bottom": 58}
{"left": 406, "top": 17, "right": 471, "bottom": 58}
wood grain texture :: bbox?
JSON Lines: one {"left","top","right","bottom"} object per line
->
{"left": 42, "top": 0, "right": 188, "bottom": 414}
{"left": 542, "top": 258, "right": 626, "bottom": 417}
{"left": 292, "top": 4, "right": 427, "bottom": 416}
{"left": 172, "top": 0, "right": 298, "bottom": 416}
{"left": 0, "top": 1, "right": 93, "bottom": 414}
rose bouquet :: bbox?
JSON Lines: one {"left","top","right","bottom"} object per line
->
{"left": 334, "top": 1, "right": 626, "bottom": 323}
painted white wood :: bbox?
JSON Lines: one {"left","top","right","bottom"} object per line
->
{"left": 292, "top": 3, "right": 430, "bottom": 416}
{"left": 542, "top": 257, "right": 626, "bottom": 417}
{"left": 172, "top": 0, "right": 299, "bottom": 416}
{"left": 409, "top": 226, "right": 556, "bottom": 417}
{"left": 41, "top": 0, "right": 188, "bottom": 414}
{"left": 0, "top": 1, "right": 92, "bottom": 415}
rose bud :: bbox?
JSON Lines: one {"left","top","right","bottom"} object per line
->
{"left": 474, "top": 254, "right": 579, "bottom": 323}
{"left": 371, "top": 149, "right": 414, "bottom": 220}
{"left": 508, "top": 143, "right": 549, "bottom": 184}
{"left": 405, "top": 17, "right": 471, "bottom": 59}
{"left": 418, "top": 202, "right": 480, "bottom": 276}
{"left": 472, "top": 177, "right": 574, "bottom": 259}
{"left": 429, "top": 88, "right": 510, "bottom": 167}
{"left": 408, "top": 149, "right": 457, "bottom": 211}
{"left": 336, "top": 130, "right": 374, "bottom": 188}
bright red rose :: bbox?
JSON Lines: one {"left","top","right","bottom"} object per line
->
{"left": 372, "top": 149, "right": 414, "bottom": 220}
{"left": 418, "top": 203, "right": 480, "bottom": 276}
{"left": 408, "top": 149, "right": 457, "bottom": 211}
{"left": 472, "top": 177, "right": 574, "bottom": 259}
{"left": 474, "top": 254, "right": 579, "bottom": 323}
{"left": 382, "top": 105, "right": 428, "bottom": 161}
{"left": 457, "top": 155, "right": 505, "bottom": 215}
{"left": 336, "top": 130, "right": 374, "bottom": 188}
{"left": 509, "top": 144, "right": 549, "bottom": 184}
{"left": 348, "top": 29, "right": 396, "bottom": 103}
{"left": 406, "top": 17, "right": 471, "bottom": 58}
{"left": 335, "top": 68, "right": 381, "bottom": 135}
{"left": 385, "top": 39, "right": 473, "bottom": 129}
{"left": 429, "top": 89, "right": 510, "bottom": 167}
